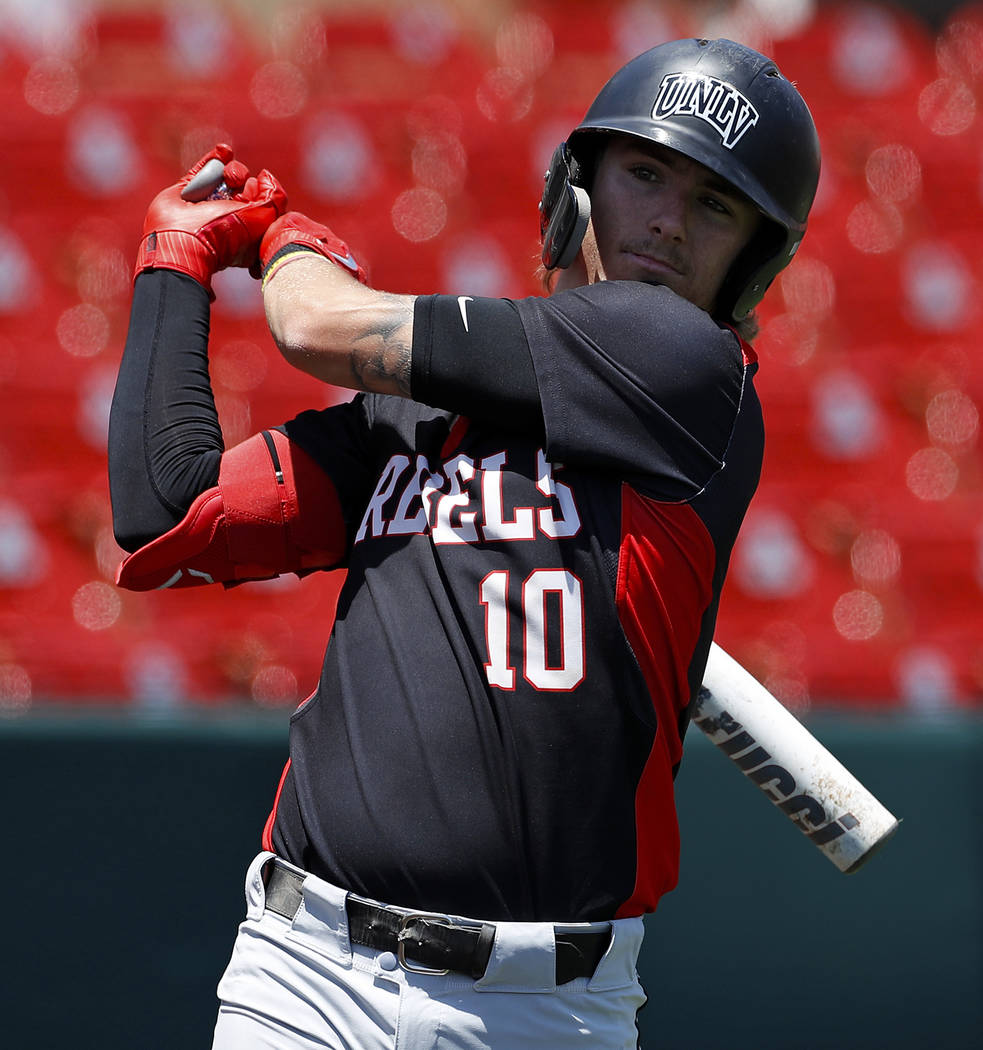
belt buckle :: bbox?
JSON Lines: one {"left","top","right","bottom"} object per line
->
{"left": 396, "top": 913, "right": 451, "bottom": 976}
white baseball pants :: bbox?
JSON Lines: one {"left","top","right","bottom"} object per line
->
{"left": 211, "top": 852, "right": 647, "bottom": 1050}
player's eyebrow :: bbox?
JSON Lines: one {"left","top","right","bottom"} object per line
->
{"left": 700, "top": 170, "right": 742, "bottom": 197}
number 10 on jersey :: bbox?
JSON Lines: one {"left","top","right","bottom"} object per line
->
{"left": 479, "top": 569, "right": 586, "bottom": 692}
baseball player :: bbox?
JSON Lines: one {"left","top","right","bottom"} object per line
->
{"left": 109, "top": 38, "right": 820, "bottom": 1050}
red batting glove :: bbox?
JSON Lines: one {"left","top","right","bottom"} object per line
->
{"left": 259, "top": 211, "right": 368, "bottom": 288}
{"left": 134, "top": 144, "right": 288, "bottom": 298}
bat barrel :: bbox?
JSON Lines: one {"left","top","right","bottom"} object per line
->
{"left": 694, "top": 643, "right": 900, "bottom": 873}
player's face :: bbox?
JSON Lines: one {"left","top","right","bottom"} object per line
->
{"left": 582, "top": 137, "right": 762, "bottom": 313}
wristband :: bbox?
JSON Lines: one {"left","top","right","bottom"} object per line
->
{"left": 260, "top": 244, "right": 321, "bottom": 290}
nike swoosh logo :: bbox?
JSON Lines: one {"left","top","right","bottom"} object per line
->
{"left": 327, "top": 249, "right": 360, "bottom": 274}
{"left": 458, "top": 296, "right": 474, "bottom": 332}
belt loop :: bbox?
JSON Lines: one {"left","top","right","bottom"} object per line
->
{"left": 246, "top": 850, "right": 278, "bottom": 920}
{"left": 585, "top": 916, "right": 643, "bottom": 992}
{"left": 475, "top": 920, "right": 557, "bottom": 991}
{"left": 272, "top": 863, "right": 353, "bottom": 967}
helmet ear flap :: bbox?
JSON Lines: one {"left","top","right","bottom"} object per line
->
{"left": 715, "top": 219, "right": 790, "bottom": 321}
{"left": 539, "top": 143, "right": 591, "bottom": 270}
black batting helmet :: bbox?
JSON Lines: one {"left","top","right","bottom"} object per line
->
{"left": 541, "top": 38, "right": 821, "bottom": 321}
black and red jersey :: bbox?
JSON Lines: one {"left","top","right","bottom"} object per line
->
{"left": 261, "top": 281, "right": 762, "bottom": 922}
{"left": 112, "top": 274, "right": 763, "bottom": 924}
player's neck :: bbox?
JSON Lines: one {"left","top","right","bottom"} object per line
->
{"left": 552, "top": 253, "right": 603, "bottom": 294}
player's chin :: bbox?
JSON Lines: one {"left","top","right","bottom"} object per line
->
{"left": 636, "top": 273, "right": 686, "bottom": 299}
{"left": 634, "top": 272, "right": 708, "bottom": 310}
{"left": 620, "top": 261, "right": 684, "bottom": 295}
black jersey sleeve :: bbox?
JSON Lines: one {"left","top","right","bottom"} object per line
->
{"left": 410, "top": 293, "right": 543, "bottom": 432}
{"left": 511, "top": 281, "right": 750, "bottom": 498}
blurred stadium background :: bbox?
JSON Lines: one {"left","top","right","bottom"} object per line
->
{"left": 2, "top": 0, "right": 983, "bottom": 715}
{"left": 1, "top": 0, "right": 981, "bottom": 1047}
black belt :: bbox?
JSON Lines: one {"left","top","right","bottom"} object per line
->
{"left": 262, "top": 860, "right": 610, "bottom": 984}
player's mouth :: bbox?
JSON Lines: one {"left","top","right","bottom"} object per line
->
{"left": 624, "top": 248, "right": 685, "bottom": 280}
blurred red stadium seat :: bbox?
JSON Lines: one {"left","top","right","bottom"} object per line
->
{"left": 1, "top": 1, "right": 980, "bottom": 711}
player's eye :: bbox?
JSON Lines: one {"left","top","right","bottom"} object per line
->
{"left": 701, "top": 194, "right": 731, "bottom": 215}
{"left": 628, "top": 164, "right": 662, "bottom": 183}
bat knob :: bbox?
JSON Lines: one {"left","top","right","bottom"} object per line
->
{"left": 181, "top": 157, "right": 229, "bottom": 202}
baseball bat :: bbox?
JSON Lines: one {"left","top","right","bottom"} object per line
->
{"left": 693, "top": 643, "right": 900, "bottom": 873}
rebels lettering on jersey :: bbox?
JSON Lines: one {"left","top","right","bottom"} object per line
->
{"left": 354, "top": 447, "right": 580, "bottom": 546}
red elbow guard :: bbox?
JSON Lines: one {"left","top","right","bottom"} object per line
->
{"left": 116, "top": 430, "right": 346, "bottom": 591}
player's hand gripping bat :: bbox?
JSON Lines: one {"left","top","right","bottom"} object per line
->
{"left": 134, "top": 145, "right": 287, "bottom": 296}
{"left": 693, "top": 643, "right": 899, "bottom": 873}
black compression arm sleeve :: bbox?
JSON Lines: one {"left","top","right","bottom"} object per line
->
{"left": 108, "top": 270, "right": 223, "bottom": 552}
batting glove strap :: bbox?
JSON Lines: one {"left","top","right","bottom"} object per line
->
{"left": 259, "top": 211, "right": 368, "bottom": 288}
{"left": 134, "top": 228, "right": 218, "bottom": 298}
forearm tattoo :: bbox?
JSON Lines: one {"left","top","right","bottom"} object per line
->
{"left": 351, "top": 294, "right": 413, "bottom": 396}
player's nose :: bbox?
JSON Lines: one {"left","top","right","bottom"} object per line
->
{"left": 648, "top": 187, "right": 687, "bottom": 243}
